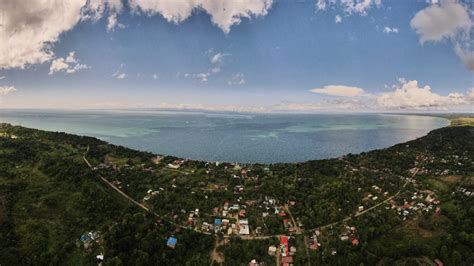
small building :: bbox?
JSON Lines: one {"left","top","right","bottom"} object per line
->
{"left": 96, "top": 254, "right": 104, "bottom": 262}
{"left": 214, "top": 218, "right": 222, "bottom": 226}
{"left": 268, "top": 246, "right": 277, "bottom": 256}
{"left": 434, "top": 259, "right": 444, "bottom": 266}
{"left": 167, "top": 236, "right": 177, "bottom": 249}
{"left": 289, "top": 246, "right": 297, "bottom": 255}
{"left": 282, "top": 256, "right": 293, "bottom": 264}
{"left": 358, "top": 206, "right": 364, "bottom": 212}
{"left": 352, "top": 238, "right": 359, "bottom": 246}
{"left": 239, "top": 219, "right": 250, "bottom": 235}
{"left": 249, "top": 259, "right": 259, "bottom": 266}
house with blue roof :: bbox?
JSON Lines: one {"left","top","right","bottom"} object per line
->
{"left": 167, "top": 236, "right": 177, "bottom": 249}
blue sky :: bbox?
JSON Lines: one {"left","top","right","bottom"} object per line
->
{"left": 0, "top": 0, "right": 473, "bottom": 112}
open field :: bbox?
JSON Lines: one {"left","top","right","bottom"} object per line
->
{"left": 450, "top": 117, "right": 474, "bottom": 127}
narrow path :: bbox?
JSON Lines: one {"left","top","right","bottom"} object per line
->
{"left": 209, "top": 237, "right": 224, "bottom": 265}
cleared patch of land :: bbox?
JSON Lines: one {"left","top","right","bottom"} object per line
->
{"left": 450, "top": 117, "right": 474, "bottom": 127}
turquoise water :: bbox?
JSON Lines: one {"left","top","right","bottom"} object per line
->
{"left": 0, "top": 110, "right": 449, "bottom": 163}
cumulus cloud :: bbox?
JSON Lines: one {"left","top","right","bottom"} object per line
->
{"left": 0, "top": 0, "right": 123, "bottom": 70}
{"left": 1, "top": 1, "right": 272, "bottom": 70}
{"left": 310, "top": 85, "right": 365, "bottom": 97}
{"left": 0, "top": 76, "right": 5, "bottom": 80}
{"left": 335, "top": 15, "right": 342, "bottom": 23}
{"left": 383, "top": 26, "right": 399, "bottom": 34}
{"left": 129, "top": 0, "right": 273, "bottom": 33}
{"left": 376, "top": 79, "right": 468, "bottom": 109}
{"left": 410, "top": 0, "right": 474, "bottom": 71}
{"left": 316, "top": 0, "right": 382, "bottom": 15}
{"left": 410, "top": 0, "right": 471, "bottom": 43}
{"left": 0, "top": 86, "right": 17, "bottom": 95}
{"left": 49, "top": 51, "right": 89, "bottom": 75}
{"left": 228, "top": 73, "right": 246, "bottom": 85}
{"left": 153, "top": 74, "right": 159, "bottom": 80}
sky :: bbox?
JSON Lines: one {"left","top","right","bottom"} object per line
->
{"left": 0, "top": 0, "right": 473, "bottom": 113}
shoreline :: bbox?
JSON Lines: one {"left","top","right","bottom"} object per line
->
{"left": 0, "top": 118, "right": 463, "bottom": 166}
{"left": 0, "top": 112, "right": 466, "bottom": 165}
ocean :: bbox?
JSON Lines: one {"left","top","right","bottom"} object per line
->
{"left": 0, "top": 110, "right": 449, "bottom": 163}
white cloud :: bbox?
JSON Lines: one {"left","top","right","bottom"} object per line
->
{"left": 116, "top": 73, "right": 127, "bottom": 79}
{"left": 316, "top": 0, "right": 382, "bottom": 15}
{"left": 0, "top": 0, "right": 123, "bottom": 70}
{"left": 196, "top": 72, "right": 210, "bottom": 82}
{"left": 49, "top": 52, "right": 89, "bottom": 75}
{"left": 310, "top": 85, "right": 365, "bottom": 97}
{"left": 383, "top": 26, "right": 399, "bottom": 34}
{"left": 211, "top": 52, "right": 229, "bottom": 65}
{"left": 335, "top": 15, "right": 342, "bottom": 23}
{"left": 454, "top": 43, "right": 474, "bottom": 70}
{"left": 0, "top": 86, "right": 17, "bottom": 95}
{"left": 1, "top": 1, "right": 271, "bottom": 70}
{"left": 0, "top": 76, "right": 6, "bottom": 80}
{"left": 107, "top": 13, "right": 125, "bottom": 31}
{"left": 411, "top": 0, "right": 473, "bottom": 71}
{"left": 376, "top": 80, "right": 468, "bottom": 109}
{"left": 228, "top": 73, "right": 246, "bottom": 85}
{"left": 186, "top": 72, "right": 211, "bottom": 82}
{"left": 113, "top": 63, "right": 127, "bottom": 79}
{"left": 153, "top": 74, "right": 159, "bottom": 79}
{"left": 410, "top": 0, "right": 471, "bottom": 43}
{"left": 129, "top": 0, "right": 273, "bottom": 34}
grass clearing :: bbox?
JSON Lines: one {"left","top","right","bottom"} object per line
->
{"left": 450, "top": 117, "right": 474, "bottom": 127}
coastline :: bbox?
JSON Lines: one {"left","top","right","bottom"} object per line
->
{"left": 0, "top": 111, "right": 465, "bottom": 164}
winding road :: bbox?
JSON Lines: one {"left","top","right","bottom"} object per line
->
{"left": 82, "top": 146, "right": 422, "bottom": 242}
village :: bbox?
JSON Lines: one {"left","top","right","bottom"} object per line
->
{"left": 81, "top": 148, "right": 463, "bottom": 266}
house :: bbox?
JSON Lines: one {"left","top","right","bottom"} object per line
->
{"left": 352, "top": 238, "right": 359, "bottom": 246}
{"left": 289, "top": 246, "right": 297, "bottom": 255}
{"left": 96, "top": 254, "right": 104, "bottom": 262}
{"left": 268, "top": 246, "right": 277, "bottom": 256}
{"left": 239, "top": 219, "right": 250, "bottom": 235}
{"left": 358, "top": 206, "right": 364, "bottom": 212}
{"left": 214, "top": 218, "right": 222, "bottom": 226}
{"left": 80, "top": 234, "right": 91, "bottom": 244}
{"left": 280, "top": 236, "right": 289, "bottom": 255}
{"left": 434, "top": 259, "right": 444, "bottom": 266}
{"left": 167, "top": 236, "right": 177, "bottom": 249}
{"left": 249, "top": 259, "right": 259, "bottom": 266}
{"left": 282, "top": 256, "right": 293, "bottom": 264}
{"left": 340, "top": 235, "right": 349, "bottom": 241}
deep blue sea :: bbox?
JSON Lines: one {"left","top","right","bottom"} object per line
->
{"left": 0, "top": 110, "right": 449, "bottom": 163}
